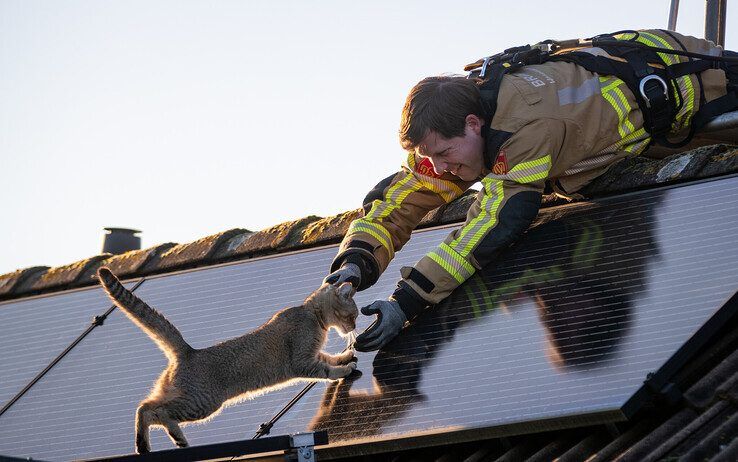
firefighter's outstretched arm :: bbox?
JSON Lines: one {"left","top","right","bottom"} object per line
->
{"left": 326, "top": 152, "right": 474, "bottom": 290}
{"left": 356, "top": 119, "right": 557, "bottom": 352}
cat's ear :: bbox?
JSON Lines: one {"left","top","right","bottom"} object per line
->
{"left": 337, "top": 283, "right": 355, "bottom": 299}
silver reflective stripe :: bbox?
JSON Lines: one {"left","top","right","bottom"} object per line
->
{"left": 563, "top": 153, "right": 618, "bottom": 176}
{"left": 558, "top": 76, "right": 601, "bottom": 106}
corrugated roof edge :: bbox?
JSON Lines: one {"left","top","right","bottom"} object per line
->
{"left": 1, "top": 143, "right": 736, "bottom": 302}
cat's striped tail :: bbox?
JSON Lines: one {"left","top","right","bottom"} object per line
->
{"left": 97, "top": 267, "right": 193, "bottom": 362}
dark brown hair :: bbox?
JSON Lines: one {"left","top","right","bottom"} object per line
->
{"left": 399, "top": 76, "right": 483, "bottom": 150}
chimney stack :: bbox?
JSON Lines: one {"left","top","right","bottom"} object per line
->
{"left": 102, "top": 228, "right": 141, "bottom": 255}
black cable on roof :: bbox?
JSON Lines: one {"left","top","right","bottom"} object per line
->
{"left": 0, "top": 277, "right": 146, "bottom": 418}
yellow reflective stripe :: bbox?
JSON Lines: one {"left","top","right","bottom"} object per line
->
{"left": 427, "top": 242, "right": 475, "bottom": 284}
{"left": 510, "top": 154, "right": 550, "bottom": 172}
{"left": 366, "top": 174, "right": 422, "bottom": 220}
{"left": 514, "top": 170, "right": 549, "bottom": 184}
{"left": 439, "top": 242, "right": 475, "bottom": 274}
{"left": 508, "top": 155, "right": 552, "bottom": 184}
{"left": 450, "top": 177, "right": 505, "bottom": 257}
{"left": 612, "top": 87, "right": 635, "bottom": 133}
{"left": 464, "top": 179, "right": 505, "bottom": 256}
{"left": 428, "top": 253, "right": 466, "bottom": 284}
{"left": 600, "top": 77, "right": 622, "bottom": 93}
{"left": 637, "top": 31, "right": 675, "bottom": 65}
{"left": 622, "top": 129, "right": 650, "bottom": 154}
{"left": 348, "top": 220, "right": 394, "bottom": 257}
{"left": 406, "top": 152, "right": 416, "bottom": 170}
{"left": 600, "top": 76, "right": 636, "bottom": 139}
{"left": 601, "top": 91, "right": 627, "bottom": 138}
{"left": 419, "top": 176, "right": 465, "bottom": 203}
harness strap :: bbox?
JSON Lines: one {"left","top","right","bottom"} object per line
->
{"left": 470, "top": 31, "right": 737, "bottom": 151}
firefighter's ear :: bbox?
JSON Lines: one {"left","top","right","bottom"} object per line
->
{"left": 465, "top": 114, "right": 484, "bottom": 135}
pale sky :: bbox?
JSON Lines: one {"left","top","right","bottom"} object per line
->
{"left": 1, "top": 0, "right": 736, "bottom": 275}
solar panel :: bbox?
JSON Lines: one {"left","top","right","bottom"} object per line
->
{"left": 0, "top": 237, "right": 435, "bottom": 461}
{"left": 1, "top": 176, "right": 737, "bottom": 460}
{"left": 0, "top": 284, "right": 136, "bottom": 409}
{"left": 264, "top": 176, "right": 738, "bottom": 455}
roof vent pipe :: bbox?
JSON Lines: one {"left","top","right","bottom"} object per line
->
{"left": 705, "top": 0, "right": 727, "bottom": 47}
{"left": 667, "top": 0, "right": 679, "bottom": 31}
{"left": 102, "top": 227, "right": 141, "bottom": 255}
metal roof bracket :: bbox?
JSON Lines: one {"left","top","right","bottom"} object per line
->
{"left": 290, "top": 432, "right": 317, "bottom": 462}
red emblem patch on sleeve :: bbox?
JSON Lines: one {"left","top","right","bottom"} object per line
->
{"left": 415, "top": 157, "right": 442, "bottom": 178}
{"left": 492, "top": 150, "right": 509, "bottom": 175}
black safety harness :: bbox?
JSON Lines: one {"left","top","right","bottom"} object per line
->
{"left": 464, "top": 30, "right": 738, "bottom": 149}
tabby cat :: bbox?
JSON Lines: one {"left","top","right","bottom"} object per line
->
{"left": 96, "top": 267, "right": 358, "bottom": 453}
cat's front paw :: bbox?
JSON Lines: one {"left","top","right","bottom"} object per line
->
{"left": 328, "top": 362, "right": 357, "bottom": 380}
{"left": 338, "top": 349, "right": 357, "bottom": 365}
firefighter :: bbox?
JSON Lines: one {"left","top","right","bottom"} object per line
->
{"left": 324, "top": 29, "right": 738, "bottom": 352}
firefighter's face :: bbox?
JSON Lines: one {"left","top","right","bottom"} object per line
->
{"left": 417, "top": 115, "right": 485, "bottom": 182}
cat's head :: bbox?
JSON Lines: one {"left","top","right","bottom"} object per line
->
{"left": 307, "top": 282, "right": 359, "bottom": 335}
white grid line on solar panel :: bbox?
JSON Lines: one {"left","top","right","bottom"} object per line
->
{"left": 401, "top": 270, "right": 735, "bottom": 346}
{"left": 368, "top": 291, "right": 729, "bottom": 363}
{"left": 595, "top": 176, "right": 738, "bottom": 211}
{"left": 0, "top": 370, "right": 309, "bottom": 453}
{"left": 252, "top": 304, "right": 724, "bottom": 418}
{"left": 364, "top": 303, "right": 729, "bottom": 384}
{"left": 295, "top": 363, "right": 667, "bottom": 435}
{"left": 0, "top": 381, "right": 307, "bottom": 437}
{"left": 0, "top": 288, "right": 136, "bottom": 406}
{"left": 0, "top": 289, "right": 114, "bottom": 331}
{"left": 288, "top": 307, "right": 715, "bottom": 408}
{"left": 455, "top": 264, "right": 738, "bottom": 334}
{"left": 387, "top": 330, "right": 690, "bottom": 383}
{"left": 511, "top": 205, "right": 735, "bottom": 270}
{"left": 445, "top": 230, "right": 736, "bottom": 308}
{"left": 380, "top": 309, "right": 701, "bottom": 374}
{"left": 0, "top": 284, "right": 137, "bottom": 334}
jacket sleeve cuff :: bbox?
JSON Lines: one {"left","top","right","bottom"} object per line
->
{"left": 391, "top": 281, "right": 430, "bottom": 321}
{"left": 331, "top": 241, "right": 380, "bottom": 291}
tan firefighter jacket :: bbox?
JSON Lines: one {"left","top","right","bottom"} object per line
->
{"left": 332, "top": 30, "right": 732, "bottom": 320}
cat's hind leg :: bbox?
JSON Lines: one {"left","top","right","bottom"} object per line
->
{"left": 135, "top": 403, "right": 154, "bottom": 454}
{"left": 160, "top": 414, "right": 189, "bottom": 448}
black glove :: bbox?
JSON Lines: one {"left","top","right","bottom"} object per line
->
{"left": 355, "top": 299, "right": 407, "bottom": 352}
{"left": 323, "top": 262, "right": 362, "bottom": 287}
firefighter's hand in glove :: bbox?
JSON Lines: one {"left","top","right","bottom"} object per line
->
{"left": 323, "top": 262, "right": 361, "bottom": 288}
{"left": 355, "top": 299, "right": 407, "bottom": 352}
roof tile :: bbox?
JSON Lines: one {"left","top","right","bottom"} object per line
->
{"left": 0, "top": 266, "right": 49, "bottom": 298}
{"left": 300, "top": 210, "right": 363, "bottom": 247}
{"left": 17, "top": 255, "right": 112, "bottom": 295}
{"left": 685, "top": 348, "right": 738, "bottom": 410}
{"left": 144, "top": 229, "right": 248, "bottom": 273}
{"left": 79, "top": 243, "right": 178, "bottom": 283}
{"left": 218, "top": 216, "right": 321, "bottom": 259}
{"left": 679, "top": 406, "right": 738, "bottom": 461}
{"left": 581, "top": 145, "right": 737, "bottom": 196}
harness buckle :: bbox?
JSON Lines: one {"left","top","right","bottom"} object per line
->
{"left": 480, "top": 56, "right": 493, "bottom": 78}
{"left": 639, "top": 74, "right": 669, "bottom": 108}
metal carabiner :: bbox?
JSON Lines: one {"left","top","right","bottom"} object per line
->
{"left": 639, "top": 74, "right": 669, "bottom": 108}
{"left": 479, "top": 56, "right": 493, "bottom": 79}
